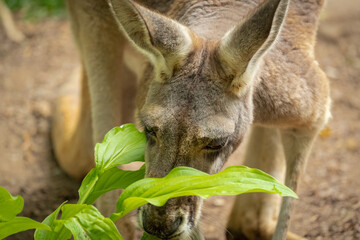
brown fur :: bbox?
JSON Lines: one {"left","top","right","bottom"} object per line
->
{"left": 52, "top": 0, "right": 330, "bottom": 239}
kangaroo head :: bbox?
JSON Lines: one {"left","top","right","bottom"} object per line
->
{"left": 108, "top": 0, "right": 289, "bottom": 238}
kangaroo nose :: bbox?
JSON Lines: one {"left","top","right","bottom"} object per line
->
{"left": 143, "top": 214, "right": 183, "bottom": 238}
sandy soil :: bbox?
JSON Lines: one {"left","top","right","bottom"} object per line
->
{"left": 0, "top": 0, "right": 359, "bottom": 239}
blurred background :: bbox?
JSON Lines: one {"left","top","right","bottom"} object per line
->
{"left": 3, "top": 0, "right": 65, "bottom": 19}
{"left": 0, "top": 0, "right": 359, "bottom": 239}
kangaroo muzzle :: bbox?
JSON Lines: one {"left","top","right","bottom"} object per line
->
{"left": 139, "top": 196, "right": 201, "bottom": 239}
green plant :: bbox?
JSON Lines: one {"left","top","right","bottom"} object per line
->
{"left": 0, "top": 187, "right": 50, "bottom": 239}
{"left": 0, "top": 124, "right": 297, "bottom": 239}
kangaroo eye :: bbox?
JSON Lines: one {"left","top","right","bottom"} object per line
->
{"left": 145, "top": 126, "right": 157, "bottom": 137}
{"left": 205, "top": 138, "right": 229, "bottom": 150}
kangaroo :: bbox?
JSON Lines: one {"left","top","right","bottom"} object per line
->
{"left": 52, "top": 0, "right": 330, "bottom": 239}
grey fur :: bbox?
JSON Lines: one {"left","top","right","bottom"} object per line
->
{"left": 52, "top": 0, "right": 330, "bottom": 239}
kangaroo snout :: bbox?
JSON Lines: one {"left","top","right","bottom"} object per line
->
{"left": 139, "top": 197, "right": 200, "bottom": 239}
{"left": 142, "top": 209, "right": 183, "bottom": 238}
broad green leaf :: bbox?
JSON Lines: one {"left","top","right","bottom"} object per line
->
{"left": 77, "top": 168, "right": 99, "bottom": 204}
{"left": 0, "top": 186, "right": 24, "bottom": 222}
{"left": 77, "top": 124, "right": 146, "bottom": 205}
{"left": 60, "top": 204, "right": 88, "bottom": 219}
{"left": 0, "top": 217, "right": 50, "bottom": 239}
{"left": 36, "top": 204, "right": 123, "bottom": 240}
{"left": 0, "top": 187, "right": 50, "bottom": 239}
{"left": 34, "top": 202, "right": 71, "bottom": 240}
{"left": 95, "top": 124, "right": 146, "bottom": 170}
{"left": 60, "top": 204, "right": 123, "bottom": 240}
{"left": 63, "top": 220, "right": 88, "bottom": 240}
{"left": 78, "top": 166, "right": 145, "bottom": 204}
{"left": 111, "top": 166, "right": 297, "bottom": 221}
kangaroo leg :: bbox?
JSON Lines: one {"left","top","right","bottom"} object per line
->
{"left": 226, "top": 126, "right": 307, "bottom": 240}
{"left": 59, "top": 1, "right": 137, "bottom": 238}
{"left": 272, "top": 127, "right": 321, "bottom": 240}
{"left": 92, "top": 58, "right": 138, "bottom": 239}
{"left": 52, "top": 63, "right": 137, "bottom": 238}
{"left": 227, "top": 126, "right": 285, "bottom": 240}
{"left": 52, "top": 65, "right": 94, "bottom": 179}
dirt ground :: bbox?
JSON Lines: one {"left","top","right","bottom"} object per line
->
{"left": 0, "top": 0, "right": 359, "bottom": 239}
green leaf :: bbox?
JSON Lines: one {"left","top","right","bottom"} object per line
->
{"left": 63, "top": 220, "right": 88, "bottom": 240}
{"left": 0, "top": 186, "right": 24, "bottom": 222}
{"left": 0, "top": 187, "right": 50, "bottom": 239}
{"left": 78, "top": 166, "right": 145, "bottom": 205}
{"left": 95, "top": 124, "right": 146, "bottom": 170}
{"left": 36, "top": 204, "right": 123, "bottom": 240}
{"left": 111, "top": 166, "right": 297, "bottom": 221}
{"left": 60, "top": 204, "right": 123, "bottom": 240}
{"left": 78, "top": 124, "right": 146, "bottom": 205}
{"left": 34, "top": 202, "right": 71, "bottom": 240}
{"left": 0, "top": 217, "right": 50, "bottom": 239}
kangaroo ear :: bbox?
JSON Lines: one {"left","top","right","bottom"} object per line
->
{"left": 107, "top": 0, "right": 194, "bottom": 81}
{"left": 215, "top": 0, "right": 289, "bottom": 95}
